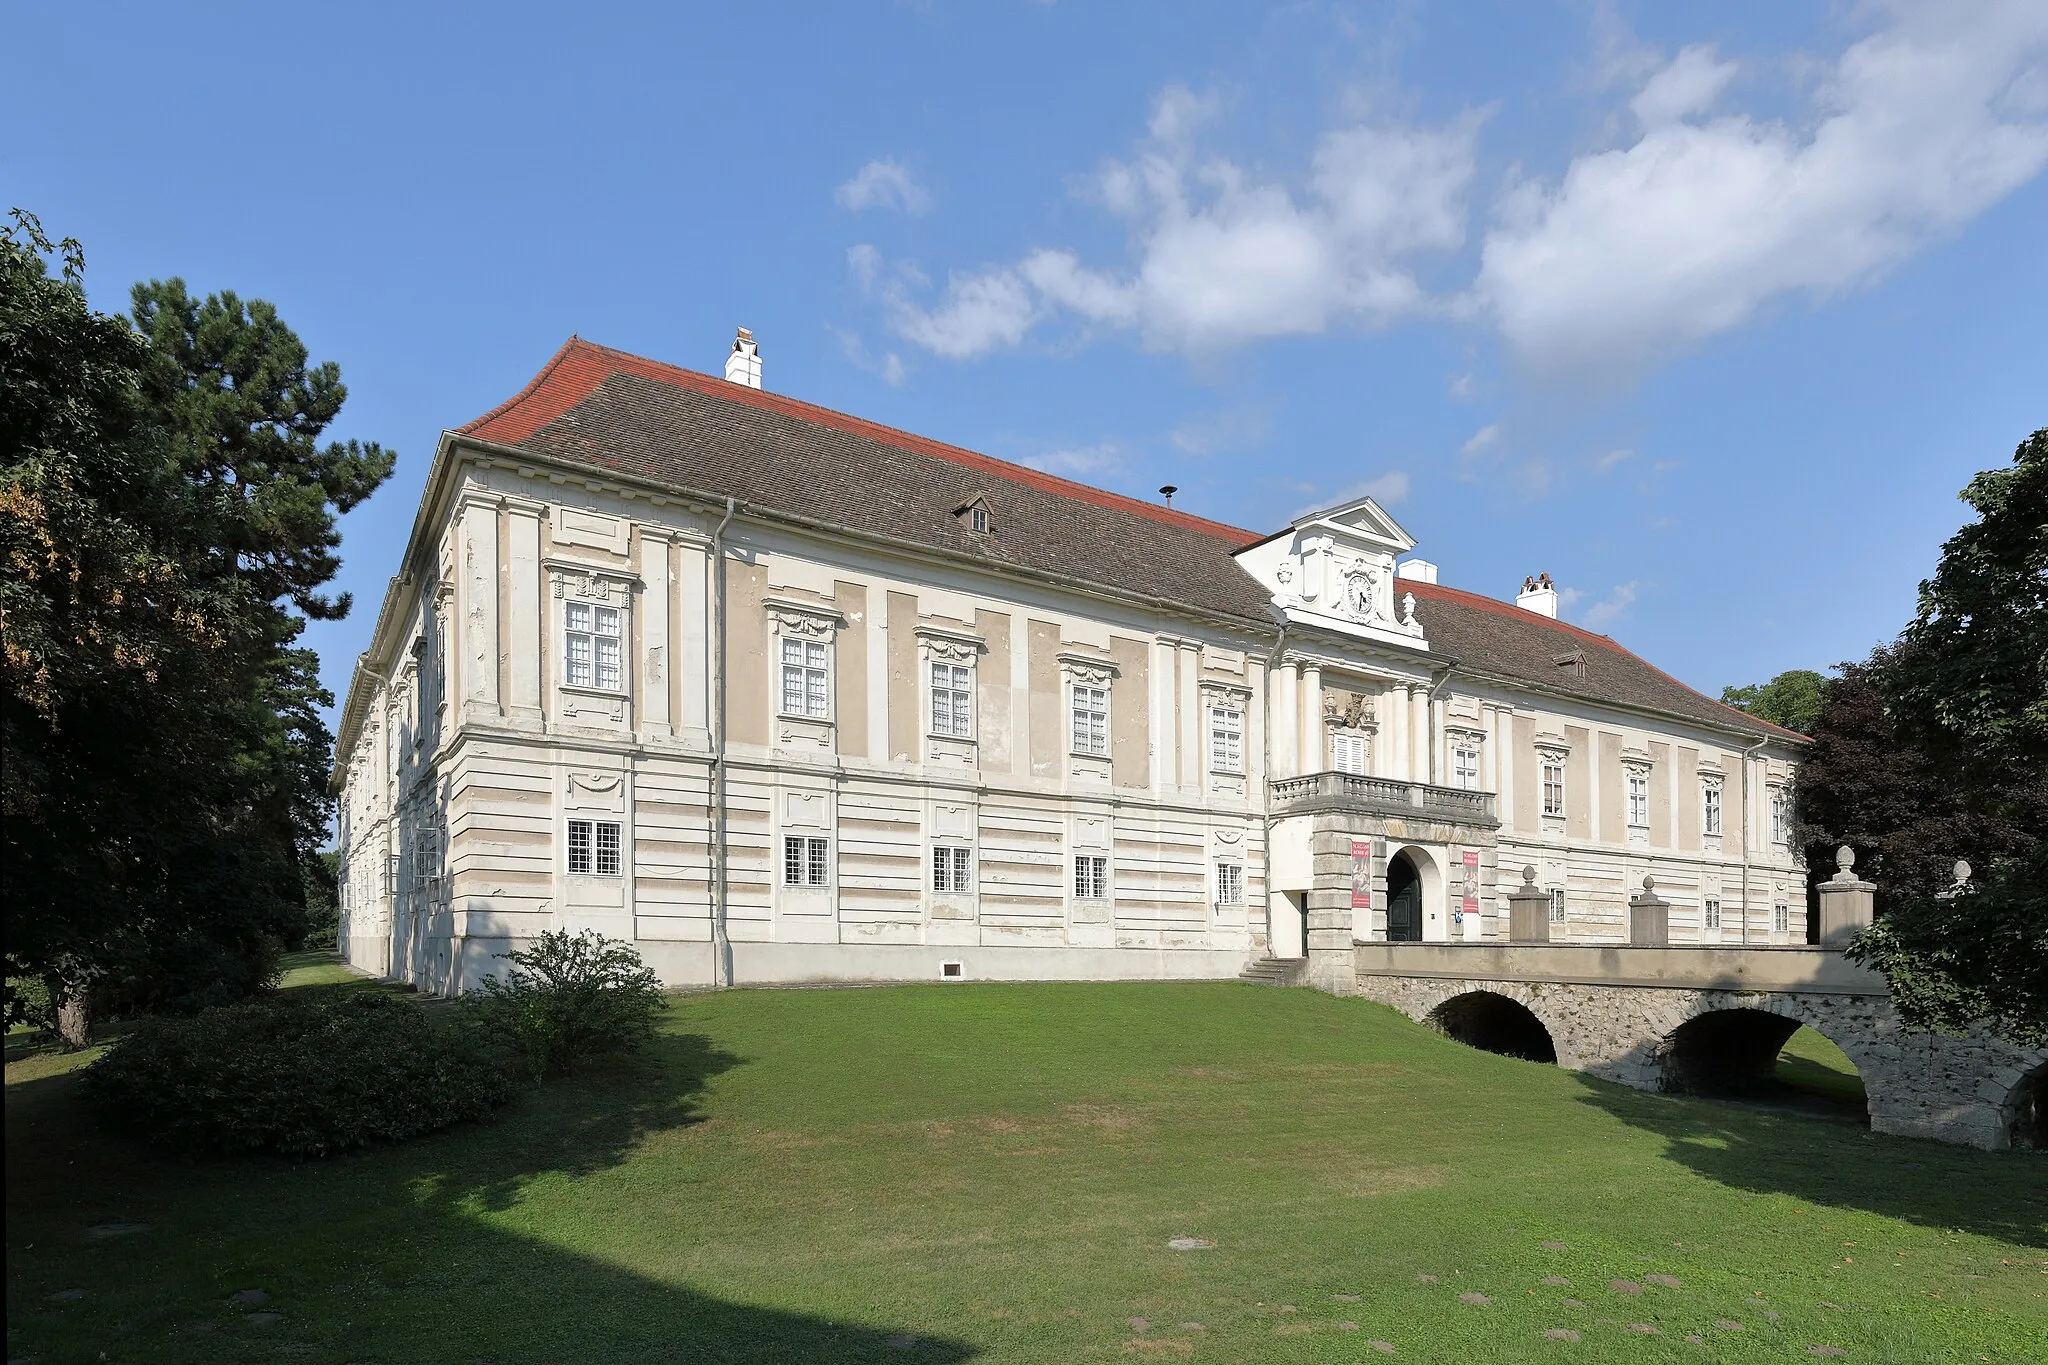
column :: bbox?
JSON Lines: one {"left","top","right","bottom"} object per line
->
{"left": 1270, "top": 663, "right": 1298, "bottom": 780}
{"left": 1298, "top": 663, "right": 1323, "bottom": 775}
{"left": 1178, "top": 641, "right": 1201, "bottom": 790}
{"left": 1388, "top": 684, "right": 1409, "bottom": 780}
{"left": 1411, "top": 686, "right": 1430, "bottom": 785}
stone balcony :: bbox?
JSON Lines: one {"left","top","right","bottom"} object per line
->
{"left": 1268, "top": 771, "right": 1497, "bottom": 824}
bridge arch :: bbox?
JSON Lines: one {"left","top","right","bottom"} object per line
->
{"left": 1656, "top": 998, "right": 1873, "bottom": 1121}
{"left": 1427, "top": 990, "right": 1558, "bottom": 1064}
{"left": 1999, "top": 1061, "right": 2045, "bottom": 1148}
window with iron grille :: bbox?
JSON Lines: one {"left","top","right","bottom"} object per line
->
{"left": 1074, "top": 854, "right": 1108, "bottom": 900}
{"left": 780, "top": 638, "right": 831, "bottom": 718}
{"left": 783, "top": 835, "right": 830, "bottom": 887}
{"left": 1208, "top": 704, "right": 1243, "bottom": 774}
{"left": 1703, "top": 898, "right": 1721, "bottom": 930}
{"left": 567, "top": 819, "right": 622, "bottom": 877}
{"left": 930, "top": 662, "right": 973, "bottom": 738}
{"left": 932, "top": 845, "right": 972, "bottom": 893}
{"left": 1548, "top": 887, "right": 1566, "bottom": 924}
{"left": 1216, "top": 862, "right": 1244, "bottom": 906}
{"left": 1541, "top": 757, "right": 1566, "bottom": 817}
{"left": 565, "top": 601, "right": 623, "bottom": 691}
{"left": 1071, "top": 684, "right": 1108, "bottom": 755}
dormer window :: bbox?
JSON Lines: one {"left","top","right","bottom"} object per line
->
{"left": 954, "top": 496, "right": 995, "bottom": 535}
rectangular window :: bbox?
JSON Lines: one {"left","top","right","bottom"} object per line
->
{"left": 932, "top": 845, "right": 972, "bottom": 893}
{"left": 1773, "top": 903, "right": 1791, "bottom": 934}
{"left": 780, "top": 638, "right": 830, "bottom": 719}
{"left": 1703, "top": 784, "right": 1723, "bottom": 837}
{"left": 1071, "top": 684, "right": 1108, "bottom": 756}
{"left": 1548, "top": 887, "right": 1566, "bottom": 924}
{"left": 1454, "top": 746, "right": 1480, "bottom": 790}
{"left": 1074, "top": 854, "right": 1108, "bottom": 900}
{"left": 414, "top": 827, "right": 442, "bottom": 889}
{"left": 567, "top": 819, "right": 622, "bottom": 877}
{"left": 929, "top": 662, "right": 973, "bottom": 738}
{"left": 1541, "top": 758, "right": 1566, "bottom": 817}
{"left": 1704, "top": 898, "right": 1722, "bottom": 930}
{"left": 783, "top": 835, "right": 830, "bottom": 887}
{"left": 1208, "top": 705, "right": 1244, "bottom": 774}
{"left": 1331, "top": 731, "right": 1369, "bottom": 775}
{"left": 564, "top": 601, "right": 623, "bottom": 691}
{"left": 1771, "top": 788, "right": 1790, "bottom": 844}
{"left": 1627, "top": 771, "right": 1649, "bottom": 828}
{"left": 1216, "top": 863, "right": 1244, "bottom": 906}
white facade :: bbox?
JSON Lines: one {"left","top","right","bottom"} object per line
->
{"left": 334, "top": 350, "right": 1805, "bottom": 995}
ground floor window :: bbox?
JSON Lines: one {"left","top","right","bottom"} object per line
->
{"left": 784, "top": 835, "right": 830, "bottom": 887}
{"left": 1704, "top": 898, "right": 1722, "bottom": 930}
{"left": 1216, "top": 862, "right": 1244, "bottom": 906}
{"left": 1548, "top": 887, "right": 1566, "bottom": 924}
{"left": 932, "top": 845, "right": 972, "bottom": 892}
{"left": 568, "top": 819, "right": 622, "bottom": 876}
{"left": 1074, "top": 854, "right": 1108, "bottom": 900}
{"left": 1773, "top": 903, "right": 1790, "bottom": 934}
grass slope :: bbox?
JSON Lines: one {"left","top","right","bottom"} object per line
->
{"left": 7, "top": 965, "right": 2044, "bottom": 1364}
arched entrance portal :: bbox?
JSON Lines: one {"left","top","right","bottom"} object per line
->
{"left": 1662, "top": 1009, "right": 1869, "bottom": 1123}
{"left": 1429, "top": 991, "right": 1557, "bottom": 1063}
{"left": 1386, "top": 852, "right": 1423, "bottom": 942}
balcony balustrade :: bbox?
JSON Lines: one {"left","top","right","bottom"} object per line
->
{"left": 1268, "top": 770, "right": 1497, "bottom": 823}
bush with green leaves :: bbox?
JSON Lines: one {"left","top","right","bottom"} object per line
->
{"left": 80, "top": 990, "right": 511, "bottom": 1158}
{"left": 468, "top": 930, "right": 667, "bottom": 1080}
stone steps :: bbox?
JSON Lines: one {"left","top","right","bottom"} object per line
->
{"left": 1238, "top": 956, "right": 1308, "bottom": 987}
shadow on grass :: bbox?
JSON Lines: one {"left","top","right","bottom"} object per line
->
{"left": 1571, "top": 1072, "right": 2048, "bottom": 1249}
{"left": 6, "top": 1017, "right": 979, "bottom": 1363}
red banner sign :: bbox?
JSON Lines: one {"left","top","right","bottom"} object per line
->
{"left": 1460, "top": 849, "right": 1481, "bottom": 918}
{"left": 1350, "top": 840, "right": 1373, "bottom": 909}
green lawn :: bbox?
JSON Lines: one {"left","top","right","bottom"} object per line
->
{"left": 1777, "top": 1026, "right": 1871, "bottom": 1108}
{"left": 7, "top": 964, "right": 2043, "bottom": 1363}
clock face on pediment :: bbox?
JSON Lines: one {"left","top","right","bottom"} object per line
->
{"left": 1342, "top": 564, "right": 1380, "bottom": 621}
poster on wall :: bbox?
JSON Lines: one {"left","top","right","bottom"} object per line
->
{"left": 1460, "top": 849, "right": 1481, "bottom": 922}
{"left": 1350, "top": 840, "right": 1373, "bottom": 909}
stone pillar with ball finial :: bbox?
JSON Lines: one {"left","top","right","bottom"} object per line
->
{"left": 1817, "top": 845, "right": 1876, "bottom": 948}
{"left": 1507, "top": 865, "right": 1552, "bottom": 943}
{"left": 1628, "top": 873, "right": 1669, "bottom": 946}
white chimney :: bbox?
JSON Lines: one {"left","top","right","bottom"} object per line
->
{"left": 724, "top": 327, "right": 762, "bottom": 388}
{"left": 1517, "top": 572, "right": 1559, "bottom": 618}
{"left": 1396, "top": 558, "right": 1438, "bottom": 584}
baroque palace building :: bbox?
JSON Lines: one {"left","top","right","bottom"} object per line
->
{"left": 333, "top": 331, "right": 1806, "bottom": 994}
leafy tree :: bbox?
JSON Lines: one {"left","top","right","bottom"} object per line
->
{"left": 1720, "top": 668, "right": 1827, "bottom": 735}
{"left": 1, "top": 212, "right": 392, "bottom": 1039}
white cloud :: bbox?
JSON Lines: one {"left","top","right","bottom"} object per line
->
{"left": 835, "top": 159, "right": 932, "bottom": 216}
{"left": 870, "top": 86, "right": 1482, "bottom": 358}
{"left": 1446, "top": 371, "right": 1477, "bottom": 400}
{"left": 1023, "top": 441, "right": 1125, "bottom": 479}
{"left": 1461, "top": 422, "right": 1501, "bottom": 455}
{"left": 1479, "top": 2, "right": 2048, "bottom": 381}
{"left": 1296, "top": 469, "right": 1409, "bottom": 517}
{"left": 1592, "top": 447, "right": 1635, "bottom": 472}
{"left": 1578, "top": 581, "right": 1639, "bottom": 630}
{"left": 831, "top": 326, "right": 908, "bottom": 386}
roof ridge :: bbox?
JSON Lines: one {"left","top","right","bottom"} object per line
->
{"left": 464, "top": 337, "right": 1260, "bottom": 546}
{"left": 1403, "top": 578, "right": 1805, "bottom": 742}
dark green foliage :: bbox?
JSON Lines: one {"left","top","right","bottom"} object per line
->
{"left": 1, "top": 211, "right": 394, "bottom": 1031}
{"left": 81, "top": 991, "right": 511, "bottom": 1158}
{"left": 469, "top": 931, "right": 667, "bottom": 1080}
{"left": 1720, "top": 668, "right": 1826, "bottom": 735}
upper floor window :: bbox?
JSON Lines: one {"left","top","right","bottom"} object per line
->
{"left": 1626, "top": 771, "right": 1650, "bottom": 828}
{"left": 780, "top": 638, "right": 830, "bottom": 719}
{"left": 930, "top": 661, "right": 973, "bottom": 738}
{"left": 1770, "top": 787, "right": 1791, "bottom": 845}
{"left": 1453, "top": 745, "right": 1480, "bottom": 790}
{"left": 932, "top": 845, "right": 972, "bottom": 893}
{"left": 1703, "top": 782, "right": 1723, "bottom": 837}
{"left": 783, "top": 835, "right": 829, "bottom": 887}
{"left": 1071, "top": 683, "right": 1108, "bottom": 756}
{"left": 568, "top": 819, "right": 622, "bottom": 877}
{"left": 565, "top": 601, "right": 622, "bottom": 691}
{"left": 1074, "top": 854, "right": 1109, "bottom": 900}
{"left": 1208, "top": 704, "right": 1244, "bottom": 774}
{"left": 1331, "top": 730, "right": 1369, "bottom": 775}
{"left": 1216, "top": 862, "right": 1244, "bottom": 906}
{"left": 1541, "top": 756, "right": 1566, "bottom": 817}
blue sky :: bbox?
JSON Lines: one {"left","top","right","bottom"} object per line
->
{"left": 10, "top": 1, "right": 2046, "bottom": 721}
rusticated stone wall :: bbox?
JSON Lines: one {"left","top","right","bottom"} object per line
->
{"left": 1354, "top": 972, "right": 2045, "bottom": 1151}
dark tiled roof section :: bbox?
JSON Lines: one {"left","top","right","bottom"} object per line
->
{"left": 462, "top": 339, "right": 1799, "bottom": 743}
{"left": 1404, "top": 580, "right": 1803, "bottom": 742}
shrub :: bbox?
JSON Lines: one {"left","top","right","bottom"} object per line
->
{"left": 80, "top": 990, "right": 511, "bottom": 1158}
{"left": 468, "top": 930, "right": 667, "bottom": 1080}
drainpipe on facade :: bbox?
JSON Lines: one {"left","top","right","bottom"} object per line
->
{"left": 1424, "top": 657, "right": 1461, "bottom": 787}
{"left": 1260, "top": 622, "right": 1291, "bottom": 960}
{"left": 1737, "top": 732, "right": 1769, "bottom": 945}
{"left": 710, "top": 497, "right": 737, "bottom": 988}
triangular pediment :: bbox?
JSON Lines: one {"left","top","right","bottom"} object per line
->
{"left": 1291, "top": 495, "right": 1417, "bottom": 555}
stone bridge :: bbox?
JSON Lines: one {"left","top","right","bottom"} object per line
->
{"left": 1342, "top": 941, "right": 2044, "bottom": 1149}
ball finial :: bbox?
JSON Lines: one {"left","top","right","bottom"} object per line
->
{"left": 1836, "top": 845, "right": 1855, "bottom": 873}
{"left": 1953, "top": 859, "right": 1971, "bottom": 886}
{"left": 1641, "top": 874, "right": 1657, "bottom": 894}
{"left": 1521, "top": 865, "right": 1538, "bottom": 888}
